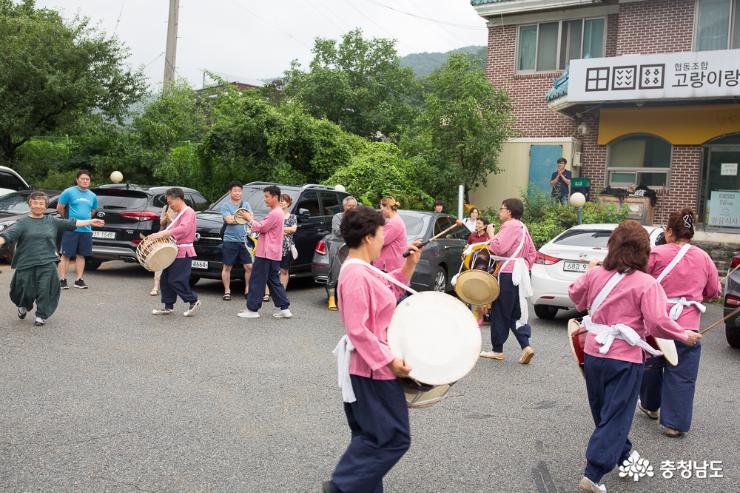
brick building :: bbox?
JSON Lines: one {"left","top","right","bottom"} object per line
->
{"left": 470, "top": 0, "right": 740, "bottom": 229}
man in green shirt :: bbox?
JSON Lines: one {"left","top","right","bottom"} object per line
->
{"left": 0, "top": 191, "right": 104, "bottom": 326}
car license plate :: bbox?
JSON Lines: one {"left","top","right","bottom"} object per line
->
{"left": 563, "top": 261, "right": 588, "bottom": 273}
{"left": 92, "top": 231, "right": 115, "bottom": 239}
{"left": 191, "top": 260, "right": 208, "bottom": 270}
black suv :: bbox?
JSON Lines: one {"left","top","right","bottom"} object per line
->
{"left": 88, "top": 185, "right": 210, "bottom": 269}
{"left": 191, "top": 182, "right": 349, "bottom": 284}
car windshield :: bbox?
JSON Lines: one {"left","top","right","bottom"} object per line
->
{"left": 0, "top": 192, "right": 31, "bottom": 213}
{"left": 209, "top": 187, "right": 300, "bottom": 217}
{"left": 399, "top": 212, "right": 428, "bottom": 240}
{"left": 554, "top": 229, "right": 612, "bottom": 248}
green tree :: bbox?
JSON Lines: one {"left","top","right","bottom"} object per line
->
{"left": 324, "top": 142, "right": 432, "bottom": 209}
{"left": 0, "top": 0, "right": 146, "bottom": 163}
{"left": 284, "top": 29, "right": 422, "bottom": 139}
{"left": 407, "top": 53, "right": 514, "bottom": 202}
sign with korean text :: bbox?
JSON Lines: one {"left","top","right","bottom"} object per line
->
{"left": 568, "top": 49, "right": 740, "bottom": 103}
{"left": 708, "top": 190, "right": 740, "bottom": 228}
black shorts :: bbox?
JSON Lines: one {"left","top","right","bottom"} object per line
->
{"left": 279, "top": 253, "right": 292, "bottom": 270}
{"left": 60, "top": 231, "right": 93, "bottom": 257}
{"left": 222, "top": 241, "right": 252, "bottom": 266}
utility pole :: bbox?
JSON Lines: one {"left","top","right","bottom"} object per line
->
{"left": 163, "top": 0, "right": 179, "bottom": 91}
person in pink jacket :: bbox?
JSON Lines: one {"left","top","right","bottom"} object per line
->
{"left": 148, "top": 188, "right": 201, "bottom": 317}
{"left": 568, "top": 220, "right": 702, "bottom": 493}
{"left": 323, "top": 206, "right": 421, "bottom": 493}
{"left": 374, "top": 196, "right": 407, "bottom": 272}
{"left": 638, "top": 209, "right": 721, "bottom": 438}
{"left": 481, "top": 198, "right": 537, "bottom": 363}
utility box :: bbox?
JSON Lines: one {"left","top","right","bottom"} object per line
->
{"left": 571, "top": 177, "right": 591, "bottom": 202}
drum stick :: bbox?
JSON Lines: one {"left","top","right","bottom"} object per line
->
{"left": 699, "top": 305, "right": 740, "bottom": 335}
{"left": 402, "top": 223, "right": 464, "bottom": 257}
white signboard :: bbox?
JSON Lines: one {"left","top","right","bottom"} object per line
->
{"left": 721, "top": 163, "right": 738, "bottom": 176}
{"left": 569, "top": 49, "right": 740, "bottom": 103}
{"left": 708, "top": 191, "right": 740, "bottom": 228}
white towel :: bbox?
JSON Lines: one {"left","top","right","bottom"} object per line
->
{"left": 333, "top": 335, "right": 356, "bottom": 403}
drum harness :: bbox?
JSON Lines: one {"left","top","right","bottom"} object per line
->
{"left": 656, "top": 243, "right": 706, "bottom": 321}
{"left": 582, "top": 272, "right": 663, "bottom": 358}
{"left": 332, "top": 258, "right": 418, "bottom": 403}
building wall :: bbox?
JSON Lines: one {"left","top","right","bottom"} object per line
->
{"left": 615, "top": 0, "right": 695, "bottom": 55}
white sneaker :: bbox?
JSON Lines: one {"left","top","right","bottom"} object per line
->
{"left": 34, "top": 317, "right": 46, "bottom": 327}
{"left": 479, "top": 351, "right": 504, "bottom": 360}
{"left": 579, "top": 476, "right": 606, "bottom": 493}
{"left": 152, "top": 307, "right": 173, "bottom": 315}
{"left": 273, "top": 309, "right": 293, "bottom": 319}
{"left": 238, "top": 309, "right": 260, "bottom": 319}
{"left": 183, "top": 299, "right": 201, "bottom": 317}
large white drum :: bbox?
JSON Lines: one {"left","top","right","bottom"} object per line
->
{"left": 388, "top": 291, "right": 481, "bottom": 407}
{"left": 136, "top": 236, "right": 178, "bottom": 272}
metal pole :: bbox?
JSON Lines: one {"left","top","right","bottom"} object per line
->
{"left": 577, "top": 207, "right": 583, "bottom": 225}
{"left": 458, "top": 185, "right": 464, "bottom": 219}
{"left": 163, "top": 0, "right": 179, "bottom": 91}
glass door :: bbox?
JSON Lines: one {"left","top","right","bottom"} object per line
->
{"left": 703, "top": 142, "right": 740, "bottom": 229}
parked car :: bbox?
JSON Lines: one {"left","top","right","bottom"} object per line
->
{"left": 190, "top": 182, "right": 349, "bottom": 284}
{"left": 0, "top": 166, "right": 31, "bottom": 197}
{"left": 312, "top": 210, "right": 466, "bottom": 293}
{"left": 724, "top": 255, "right": 740, "bottom": 348}
{"left": 87, "top": 185, "right": 210, "bottom": 270}
{"left": 530, "top": 223, "right": 664, "bottom": 320}
{"left": 0, "top": 190, "right": 61, "bottom": 263}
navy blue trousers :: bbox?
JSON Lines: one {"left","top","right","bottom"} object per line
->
{"left": 583, "top": 354, "right": 643, "bottom": 483}
{"left": 160, "top": 257, "right": 198, "bottom": 309}
{"left": 246, "top": 257, "right": 290, "bottom": 311}
{"left": 490, "top": 273, "right": 531, "bottom": 352}
{"left": 639, "top": 340, "right": 701, "bottom": 432}
{"left": 330, "top": 376, "right": 410, "bottom": 493}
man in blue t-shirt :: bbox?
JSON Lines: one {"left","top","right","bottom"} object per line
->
{"left": 57, "top": 169, "right": 98, "bottom": 289}
{"left": 220, "top": 181, "right": 253, "bottom": 301}
{"left": 550, "top": 157, "right": 572, "bottom": 206}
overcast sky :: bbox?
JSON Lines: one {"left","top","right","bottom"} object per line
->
{"left": 37, "top": 0, "right": 487, "bottom": 90}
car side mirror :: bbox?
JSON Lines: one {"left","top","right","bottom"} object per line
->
{"left": 297, "top": 208, "right": 311, "bottom": 223}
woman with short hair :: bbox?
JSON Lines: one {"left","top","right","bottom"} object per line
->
{"left": 278, "top": 193, "right": 298, "bottom": 289}
{"left": 0, "top": 191, "right": 104, "bottom": 326}
{"left": 323, "top": 206, "right": 421, "bottom": 493}
{"left": 568, "top": 220, "right": 702, "bottom": 493}
{"left": 638, "top": 209, "right": 721, "bottom": 437}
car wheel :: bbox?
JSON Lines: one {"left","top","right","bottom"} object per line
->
{"left": 726, "top": 323, "right": 740, "bottom": 348}
{"left": 433, "top": 267, "right": 447, "bottom": 292}
{"left": 189, "top": 276, "right": 200, "bottom": 287}
{"left": 85, "top": 258, "right": 102, "bottom": 271}
{"left": 534, "top": 304, "right": 558, "bottom": 320}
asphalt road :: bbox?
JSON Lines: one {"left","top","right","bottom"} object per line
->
{"left": 0, "top": 261, "right": 738, "bottom": 492}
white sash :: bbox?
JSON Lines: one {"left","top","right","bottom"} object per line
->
{"left": 583, "top": 272, "right": 663, "bottom": 357}
{"left": 332, "top": 257, "right": 417, "bottom": 403}
{"left": 333, "top": 335, "right": 356, "bottom": 403}
{"left": 656, "top": 243, "right": 705, "bottom": 320}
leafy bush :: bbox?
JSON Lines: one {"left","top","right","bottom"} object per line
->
{"left": 324, "top": 141, "right": 432, "bottom": 209}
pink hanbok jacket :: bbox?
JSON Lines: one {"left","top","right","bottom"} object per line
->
{"left": 337, "top": 262, "right": 409, "bottom": 380}
{"left": 648, "top": 243, "right": 721, "bottom": 330}
{"left": 374, "top": 215, "right": 407, "bottom": 272}
{"left": 250, "top": 207, "right": 284, "bottom": 261}
{"left": 488, "top": 219, "right": 537, "bottom": 273}
{"left": 168, "top": 207, "right": 197, "bottom": 258}
{"left": 569, "top": 267, "right": 689, "bottom": 364}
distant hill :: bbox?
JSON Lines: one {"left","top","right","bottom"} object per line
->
{"left": 400, "top": 45, "right": 487, "bottom": 77}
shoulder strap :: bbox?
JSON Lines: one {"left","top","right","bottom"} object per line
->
{"left": 591, "top": 272, "right": 626, "bottom": 315}
{"left": 341, "top": 258, "right": 418, "bottom": 295}
{"left": 656, "top": 243, "right": 692, "bottom": 284}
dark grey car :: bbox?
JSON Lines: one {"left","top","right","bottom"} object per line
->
{"left": 311, "top": 210, "right": 467, "bottom": 292}
{"left": 724, "top": 255, "right": 740, "bottom": 348}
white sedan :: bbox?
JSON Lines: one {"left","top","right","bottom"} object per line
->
{"left": 530, "top": 223, "right": 664, "bottom": 320}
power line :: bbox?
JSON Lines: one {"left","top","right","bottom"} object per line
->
{"left": 366, "top": 0, "right": 487, "bottom": 31}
